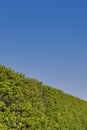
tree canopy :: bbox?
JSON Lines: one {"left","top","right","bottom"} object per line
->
{"left": 0, "top": 64, "right": 87, "bottom": 130}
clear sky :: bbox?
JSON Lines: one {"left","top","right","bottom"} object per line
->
{"left": 0, "top": 0, "right": 87, "bottom": 101}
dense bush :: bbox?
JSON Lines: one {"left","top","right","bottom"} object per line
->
{"left": 0, "top": 64, "right": 87, "bottom": 130}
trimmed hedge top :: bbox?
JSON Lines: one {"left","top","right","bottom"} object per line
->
{"left": 0, "top": 65, "right": 87, "bottom": 130}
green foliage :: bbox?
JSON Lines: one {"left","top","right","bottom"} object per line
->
{"left": 0, "top": 64, "right": 87, "bottom": 130}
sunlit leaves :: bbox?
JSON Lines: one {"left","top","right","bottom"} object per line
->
{"left": 0, "top": 65, "right": 87, "bottom": 129}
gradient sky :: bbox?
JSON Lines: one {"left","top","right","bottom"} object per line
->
{"left": 0, "top": 0, "right": 87, "bottom": 100}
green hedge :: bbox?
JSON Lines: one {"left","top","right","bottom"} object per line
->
{"left": 0, "top": 65, "right": 87, "bottom": 130}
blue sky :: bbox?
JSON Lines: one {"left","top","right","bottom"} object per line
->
{"left": 0, "top": 0, "right": 87, "bottom": 100}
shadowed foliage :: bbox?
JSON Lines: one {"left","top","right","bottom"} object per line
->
{"left": 0, "top": 64, "right": 87, "bottom": 130}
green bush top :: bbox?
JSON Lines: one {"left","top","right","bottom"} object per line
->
{"left": 0, "top": 65, "right": 87, "bottom": 130}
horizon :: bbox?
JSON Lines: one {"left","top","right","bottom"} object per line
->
{"left": 0, "top": 0, "right": 87, "bottom": 101}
